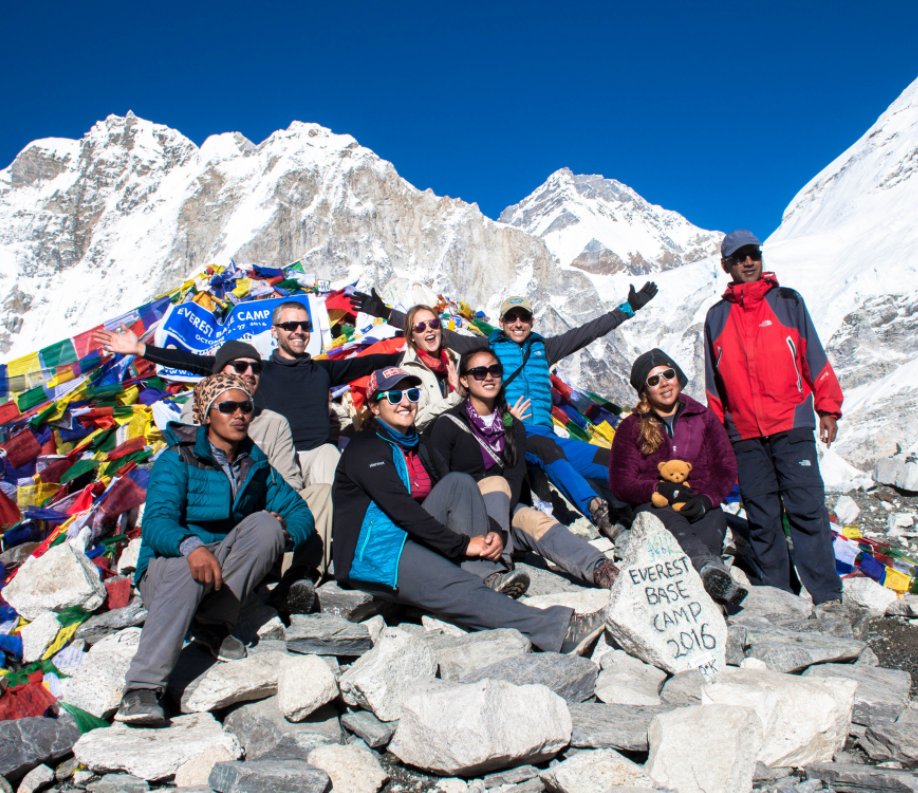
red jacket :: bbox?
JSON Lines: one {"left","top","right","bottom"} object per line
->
{"left": 703, "top": 273, "right": 843, "bottom": 441}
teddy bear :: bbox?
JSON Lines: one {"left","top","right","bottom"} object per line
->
{"left": 650, "top": 459, "right": 694, "bottom": 511}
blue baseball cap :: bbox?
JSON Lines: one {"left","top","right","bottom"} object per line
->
{"left": 721, "top": 230, "right": 761, "bottom": 258}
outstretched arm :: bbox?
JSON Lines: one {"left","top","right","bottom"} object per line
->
{"left": 93, "top": 326, "right": 215, "bottom": 374}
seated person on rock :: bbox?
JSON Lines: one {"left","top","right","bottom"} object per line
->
{"left": 332, "top": 366, "right": 605, "bottom": 654}
{"left": 427, "top": 348, "right": 621, "bottom": 591}
{"left": 609, "top": 349, "right": 747, "bottom": 609}
{"left": 352, "top": 283, "right": 658, "bottom": 538}
{"left": 115, "top": 372, "right": 314, "bottom": 727}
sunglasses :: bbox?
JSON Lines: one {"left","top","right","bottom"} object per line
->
{"left": 275, "top": 320, "right": 312, "bottom": 332}
{"left": 411, "top": 318, "right": 441, "bottom": 333}
{"left": 374, "top": 387, "right": 422, "bottom": 405}
{"left": 214, "top": 399, "right": 254, "bottom": 415}
{"left": 228, "top": 360, "right": 262, "bottom": 375}
{"left": 503, "top": 310, "right": 533, "bottom": 323}
{"left": 646, "top": 368, "right": 677, "bottom": 388}
{"left": 726, "top": 248, "right": 762, "bottom": 265}
{"left": 464, "top": 363, "right": 503, "bottom": 381}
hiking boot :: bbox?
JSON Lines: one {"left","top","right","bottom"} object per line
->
{"left": 114, "top": 689, "right": 167, "bottom": 728}
{"left": 700, "top": 564, "right": 748, "bottom": 610}
{"left": 484, "top": 569, "right": 530, "bottom": 600}
{"left": 592, "top": 558, "right": 621, "bottom": 589}
{"left": 589, "top": 498, "right": 619, "bottom": 541}
{"left": 191, "top": 623, "right": 247, "bottom": 662}
{"left": 560, "top": 609, "right": 606, "bottom": 655}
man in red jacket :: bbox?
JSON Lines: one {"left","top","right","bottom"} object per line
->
{"left": 704, "top": 230, "right": 843, "bottom": 607}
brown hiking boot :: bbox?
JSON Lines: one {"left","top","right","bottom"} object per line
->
{"left": 592, "top": 558, "right": 621, "bottom": 589}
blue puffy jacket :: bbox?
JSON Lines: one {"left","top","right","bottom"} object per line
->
{"left": 489, "top": 332, "right": 554, "bottom": 428}
{"left": 136, "top": 423, "right": 314, "bottom": 582}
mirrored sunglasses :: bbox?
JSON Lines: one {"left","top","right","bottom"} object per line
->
{"left": 411, "top": 318, "right": 441, "bottom": 333}
{"left": 727, "top": 247, "right": 762, "bottom": 265}
{"left": 464, "top": 363, "right": 503, "bottom": 381}
{"left": 228, "top": 360, "right": 262, "bottom": 375}
{"left": 374, "top": 387, "right": 421, "bottom": 405}
{"left": 646, "top": 368, "right": 677, "bottom": 388}
{"left": 275, "top": 320, "right": 312, "bottom": 332}
{"left": 214, "top": 399, "right": 254, "bottom": 415}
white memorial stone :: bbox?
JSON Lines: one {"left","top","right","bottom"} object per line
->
{"left": 605, "top": 512, "right": 727, "bottom": 677}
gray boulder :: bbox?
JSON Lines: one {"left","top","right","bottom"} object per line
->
{"left": 60, "top": 627, "right": 141, "bottom": 718}
{"left": 209, "top": 759, "right": 330, "bottom": 793}
{"left": 541, "top": 748, "right": 653, "bottom": 791}
{"left": 423, "top": 628, "right": 531, "bottom": 680}
{"left": 315, "top": 581, "right": 383, "bottom": 621}
{"left": 569, "top": 702, "right": 671, "bottom": 752}
{"left": 340, "top": 709, "right": 397, "bottom": 749}
{"left": 859, "top": 706, "right": 918, "bottom": 767}
{"left": 286, "top": 613, "right": 373, "bottom": 656}
{"left": 805, "top": 761, "right": 918, "bottom": 792}
{"left": 594, "top": 649, "right": 666, "bottom": 706}
{"left": 733, "top": 615, "right": 866, "bottom": 672}
{"left": 460, "top": 652, "right": 598, "bottom": 703}
{"left": 74, "top": 598, "right": 147, "bottom": 646}
{"left": 223, "top": 696, "right": 343, "bottom": 760}
{"left": 307, "top": 744, "right": 388, "bottom": 793}
{"left": 180, "top": 650, "right": 286, "bottom": 713}
{"left": 803, "top": 663, "right": 911, "bottom": 725}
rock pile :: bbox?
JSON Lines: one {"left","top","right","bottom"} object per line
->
{"left": 0, "top": 511, "right": 916, "bottom": 793}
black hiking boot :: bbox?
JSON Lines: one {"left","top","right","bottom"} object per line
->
{"left": 484, "top": 569, "right": 530, "bottom": 599}
{"left": 190, "top": 623, "right": 247, "bottom": 662}
{"left": 115, "top": 689, "right": 167, "bottom": 728}
{"left": 700, "top": 564, "right": 748, "bottom": 610}
{"left": 560, "top": 609, "right": 606, "bottom": 655}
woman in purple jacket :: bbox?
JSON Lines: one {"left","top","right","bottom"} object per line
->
{"left": 609, "top": 349, "right": 747, "bottom": 608}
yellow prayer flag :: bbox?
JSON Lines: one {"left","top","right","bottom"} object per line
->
{"left": 42, "top": 622, "right": 81, "bottom": 660}
{"left": 841, "top": 526, "right": 863, "bottom": 540}
{"left": 7, "top": 351, "right": 42, "bottom": 379}
{"left": 882, "top": 568, "right": 911, "bottom": 593}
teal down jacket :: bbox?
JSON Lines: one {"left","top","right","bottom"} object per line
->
{"left": 489, "top": 331, "right": 554, "bottom": 428}
{"left": 135, "top": 423, "right": 314, "bottom": 583}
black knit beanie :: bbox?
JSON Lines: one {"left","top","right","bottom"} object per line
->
{"left": 212, "top": 340, "right": 261, "bottom": 373}
{"left": 629, "top": 348, "right": 688, "bottom": 393}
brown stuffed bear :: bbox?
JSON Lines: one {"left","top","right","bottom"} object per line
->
{"left": 651, "top": 459, "right": 694, "bottom": 511}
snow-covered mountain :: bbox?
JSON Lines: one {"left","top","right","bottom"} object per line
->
{"left": 1, "top": 76, "right": 916, "bottom": 471}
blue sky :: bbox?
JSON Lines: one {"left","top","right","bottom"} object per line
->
{"left": 2, "top": 1, "right": 916, "bottom": 237}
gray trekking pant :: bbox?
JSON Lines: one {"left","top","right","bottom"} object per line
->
{"left": 124, "top": 511, "right": 285, "bottom": 691}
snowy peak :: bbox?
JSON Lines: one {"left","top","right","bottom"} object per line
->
{"left": 500, "top": 167, "right": 722, "bottom": 274}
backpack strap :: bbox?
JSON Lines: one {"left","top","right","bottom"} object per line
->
{"left": 443, "top": 414, "right": 504, "bottom": 470}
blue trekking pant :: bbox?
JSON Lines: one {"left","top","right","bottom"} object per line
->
{"left": 523, "top": 423, "right": 610, "bottom": 519}
{"left": 733, "top": 428, "right": 841, "bottom": 605}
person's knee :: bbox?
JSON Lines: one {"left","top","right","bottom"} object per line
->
{"left": 478, "top": 477, "right": 511, "bottom": 498}
{"left": 440, "top": 471, "right": 478, "bottom": 493}
{"left": 241, "top": 512, "right": 287, "bottom": 555}
{"left": 511, "top": 507, "right": 556, "bottom": 540}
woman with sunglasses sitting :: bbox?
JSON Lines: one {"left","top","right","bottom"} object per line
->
{"left": 332, "top": 366, "right": 607, "bottom": 654}
{"left": 428, "top": 349, "right": 621, "bottom": 590}
{"left": 609, "top": 349, "right": 747, "bottom": 608}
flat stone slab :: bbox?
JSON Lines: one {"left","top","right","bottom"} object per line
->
{"left": 805, "top": 761, "right": 918, "bottom": 792}
{"left": 307, "top": 744, "right": 388, "bottom": 793}
{"left": 605, "top": 511, "right": 727, "bottom": 677}
{"left": 180, "top": 650, "right": 286, "bottom": 713}
{"left": 285, "top": 613, "right": 373, "bottom": 656}
{"left": 859, "top": 706, "right": 918, "bottom": 767}
{"left": 422, "top": 628, "right": 531, "bottom": 680}
{"left": 209, "top": 759, "right": 330, "bottom": 793}
{"left": 341, "top": 709, "right": 398, "bottom": 749}
{"left": 803, "top": 664, "right": 911, "bottom": 725}
{"left": 735, "top": 616, "right": 866, "bottom": 673}
{"left": 569, "top": 702, "right": 671, "bottom": 752}
{"left": 389, "top": 679, "right": 571, "bottom": 777}
{"left": 86, "top": 773, "right": 150, "bottom": 793}
{"left": 223, "top": 697, "right": 343, "bottom": 760}
{"left": 594, "top": 649, "right": 666, "bottom": 706}
{"left": 732, "top": 584, "right": 813, "bottom": 625}
{"left": 277, "top": 654, "right": 339, "bottom": 722}
{"left": 659, "top": 669, "right": 705, "bottom": 706}
{"left": 315, "top": 581, "right": 383, "bottom": 621}
{"left": 74, "top": 599, "right": 148, "bottom": 646}
{"left": 0, "top": 716, "right": 81, "bottom": 784}
{"left": 73, "top": 713, "right": 241, "bottom": 782}
{"left": 540, "top": 748, "right": 653, "bottom": 791}
{"left": 460, "top": 652, "right": 598, "bottom": 703}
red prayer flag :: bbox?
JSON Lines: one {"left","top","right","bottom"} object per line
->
{"left": 0, "top": 428, "right": 42, "bottom": 467}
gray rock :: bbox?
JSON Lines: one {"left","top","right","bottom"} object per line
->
{"left": 286, "top": 613, "right": 373, "bottom": 656}
{"left": 805, "top": 761, "right": 918, "bottom": 792}
{"left": 73, "top": 713, "right": 241, "bottom": 782}
{"left": 605, "top": 512, "right": 727, "bottom": 677}
{"left": 339, "top": 629, "right": 437, "bottom": 721}
{"left": 234, "top": 598, "right": 285, "bottom": 643}
{"left": 315, "top": 581, "right": 384, "bottom": 621}
{"left": 209, "top": 759, "right": 330, "bottom": 793}
{"left": 115, "top": 537, "right": 142, "bottom": 575}
{"left": 843, "top": 576, "right": 898, "bottom": 618}
{"left": 659, "top": 669, "right": 704, "bottom": 706}
{"left": 482, "top": 765, "right": 541, "bottom": 788}
{"left": 61, "top": 627, "right": 141, "bottom": 718}
{"left": 340, "top": 710, "right": 397, "bottom": 749}
{"left": 0, "top": 542, "right": 40, "bottom": 571}
{"left": 647, "top": 704, "right": 763, "bottom": 793}
{"left": 1, "top": 542, "right": 107, "bottom": 621}
{"left": 594, "top": 649, "right": 666, "bottom": 706}
{"left": 74, "top": 599, "right": 147, "bottom": 646}
{"left": 423, "top": 628, "right": 531, "bottom": 680}
{"left": 277, "top": 654, "right": 339, "bottom": 722}
{"left": 15, "top": 764, "right": 53, "bottom": 793}
{"left": 859, "top": 706, "right": 918, "bottom": 767}
{"left": 86, "top": 774, "right": 150, "bottom": 793}
{"left": 702, "top": 667, "right": 857, "bottom": 768}
{"left": 803, "top": 664, "right": 911, "bottom": 725}
{"left": 389, "top": 679, "right": 571, "bottom": 776}
{"left": 223, "top": 697, "right": 343, "bottom": 759}
{"left": 180, "top": 650, "right": 286, "bottom": 712}
{"left": 0, "top": 717, "right": 81, "bottom": 783}
{"left": 53, "top": 756, "right": 79, "bottom": 783}
{"left": 725, "top": 624, "right": 748, "bottom": 666}
{"left": 460, "top": 652, "right": 597, "bottom": 703}
{"left": 540, "top": 748, "right": 653, "bottom": 791}
{"left": 569, "top": 702, "right": 670, "bottom": 752}
{"left": 874, "top": 453, "right": 918, "bottom": 492}
{"left": 307, "top": 744, "right": 388, "bottom": 793}
{"left": 733, "top": 584, "right": 813, "bottom": 624}
{"left": 734, "top": 616, "right": 866, "bottom": 673}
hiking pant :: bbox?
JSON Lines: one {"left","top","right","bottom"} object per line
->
{"left": 524, "top": 423, "right": 610, "bottom": 519}
{"left": 125, "top": 512, "right": 285, "bottom": 691}
{"left": 297, "top": 443, "right": 340, "bottom": 486}
{"left": 636, "top": 504, "right": 726, "bottom": 571}
{"left": 476, "top": 477, "right": 604, "bottom": 584}
{"left": 370, "top": 539, "right": 573, "bottom": 652}
{"left": 733, "top": 429, "right": 842, "bottom": 605}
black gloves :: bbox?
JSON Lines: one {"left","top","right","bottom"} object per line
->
{"left": 350, "top": 287, "right": 391, "bottom": 321}
{"left": 656, "top": 481, "right": 693, "bottom": 503}
{"left": 680, "top": 494, "right": 712, "bottom": 522}
{"left": 627, "top": 281, "right": 658, "bottom": 312}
